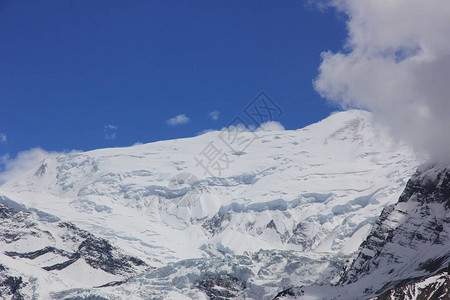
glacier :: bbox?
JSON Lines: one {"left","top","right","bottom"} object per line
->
{"left": 0, "top": 110, "right": 420, "bottom": 299}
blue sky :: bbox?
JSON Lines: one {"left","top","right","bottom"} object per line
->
{"left": 0, "top": 0, "right": 347, "bottom": 159}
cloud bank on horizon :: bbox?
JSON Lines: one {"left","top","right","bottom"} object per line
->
{"left": 314, "top": 0, "right": 450, "bottom": 161}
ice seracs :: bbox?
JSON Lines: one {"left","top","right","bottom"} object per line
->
{"left": 0, "top": 110, "right": 420, "bottom": 299}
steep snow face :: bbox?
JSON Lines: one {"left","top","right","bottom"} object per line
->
{"left": 0, "top": 110, "right": 419, "bottom": 298}
{"left": 331, "top": 164, "right": 450, "bottom": 299}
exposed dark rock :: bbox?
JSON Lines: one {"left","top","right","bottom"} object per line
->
{"left": 5, "top": 246, "right": 71, "bottom": 260}
{"left": 287, "top": 222, "right": 313, "bottom": 250}
{"left": 65, "top": 296, "right": 110, "bottom": 300}
{"left": 0, "top": 264, "right": 25, "bottom": 300}
{"left": 374, "top": 268, "right": 450, "bottom": 300}
{"left": 43, "top": 253, "right": 81, "bottom": 271}
{"left": 196, "top": 274, "right": 246, "bottom": 299}
{"left": 202, "top": 213, "right": 232, "bottom": 236}
{"left": 0, "top": 201, "right": 146, "bottom": 280}
{"left": 419, "top": 254, "right": 450, "bottom": 273}
{"left": 5, "top": 228, "right": 146, "bottom": 275}
{"left": 267, "top": 219, "right": 277, "bottom": 230}
{"left": 78, "top": 236, "right": 145, "bottom": 275}
{"left": 399, "top": 165, "right": 450, "bottom": 207}
{"left": 94, "top": 280, "right": 127, "bottom": 288}
{"left": 34, "top": 163, "right": 47, "bottom": 177}
{"left": 339, "top": 164, "right": 450, "bottom": 298}
{"left": 273, "top": 287, "right": 304, "bottom": 299}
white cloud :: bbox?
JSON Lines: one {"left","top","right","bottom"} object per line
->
{"left": 166, "top": 114, "right": 190, "bottom": 126}
{"left": 220, "top": 121, "right": 285, "bottom": 133}
{"left": 208, "top": 110, "right": 220, "bottom": 121}
{"left": 104, "top": 124, "right": 118, "bottom": 140}
{"left": 104, "top": 124, "right": 118, "bottom": 130}
{"left": 0, "top": 148, "right": 54, "bottom": 183}
{"left": 105, "top": 132, "right": 116, "bottom": 140}
{"left": 257, "top": 121, "right": 285, "bottom": 132}
{"left": 314, "top": 0, "right": 450, "bottom": 161}
{"left": 0, "top": 133, "right": 6, "bottom": 143}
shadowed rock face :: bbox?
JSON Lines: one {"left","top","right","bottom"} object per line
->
{"left": 374, "top": 268, "right": 450, "bottom": 300}
{"left": 272, "top": 287, "right": 304, "bottom": 300}
{"left": 0, "top": 264, "right": 24, "bottom": 300}
{"left": 399, "top": 165, "right": 450, "bottom": 207}
{"left": 0, "top": 199, "right": 146, "bottom": 298}
{"left": 76, "top": 234, "right": 146, "bottom": 275}
{"left": 339, "top": 164, "right": 450, "bottom": 298}
{"left": 4, "top": 218, "right": 146, "bottom": 276}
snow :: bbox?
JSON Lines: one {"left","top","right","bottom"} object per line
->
{"left": 341, "top": 224, "right": 372, "bottom": 254}
{"left": 55, "top": 258, "right": 121, "bottom": 287}
{"left": 0, "top": 110, "right": 420, "bottom": 299}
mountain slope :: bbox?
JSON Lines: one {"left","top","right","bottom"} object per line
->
{"left": 290, "top": 163, "right": 450, "bottom": 300}
{"left": 0, "top": 196, "right": 146, "bottom": 299}
{"left": 374, "top": 268, "right": 450, "bottom": 300}
{"left": 340, "top": 163, "right": 450, "bottom": 299}
{"left": 0, "top": 110, "right": 419, "bottom": 299}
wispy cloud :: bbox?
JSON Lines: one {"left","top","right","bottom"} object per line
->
{"left": 104, "top": 124, "right": 118, "bottom": 130}
{"left": 104, "top": 124, "right": 118, "bottom": 140}
{"left": 166, "top": 114, "right": 190, "bottom": 126}
{"left": 0, "top": 148, "right": 80, "bottom": 184}
{"left": 0, "top": 133, "right": 6, "bottom": 143}
{"left": 208, "top": 110, "right": 220, "bottom": 121}
{"left": 0, "top": 148, "right": 53, "bottom": 183}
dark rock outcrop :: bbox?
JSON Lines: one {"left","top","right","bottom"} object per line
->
{"left": 196, "top": 274, "right": 246, "bottom": 299}
{"left": 374, "top": 268, "right": 450, "bottom": 300}
{"left": 339, "top": 164, "right": 450, "bottom": 298}
{"left": 0, "top": 198, "right": 147, "bottom": 298}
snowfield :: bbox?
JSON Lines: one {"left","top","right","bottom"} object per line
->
{"left": 0, "top": 110, "right": 420, "bottom": 299}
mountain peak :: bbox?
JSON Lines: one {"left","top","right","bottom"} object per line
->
{"left": 0, "top": 110, "right": 420, "bottom": 299}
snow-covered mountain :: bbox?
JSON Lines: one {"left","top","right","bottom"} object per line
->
{"left": 0, "top": 110, "right": 420, "bottom": 299}
{"left": 0, "top": 196, "right": 146, "bottom": 299}
{"left": 285, "top": 163, "right": 450, "bottom": 300}
{"left": 341, "top": 163, "right": 450, "bottom": 293}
